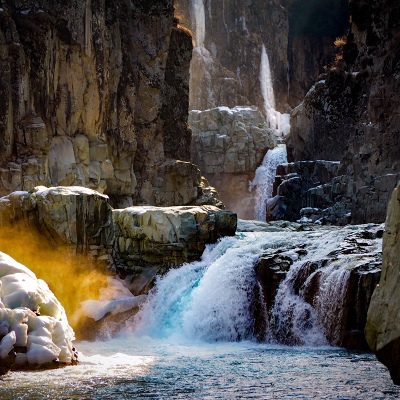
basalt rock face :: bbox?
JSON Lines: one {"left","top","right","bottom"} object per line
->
{"left": 0, "top": 0, "right": 205, "bottom": 208}
{"left": 176, "top": 0, "right": 349, "bottom": 113}
{"left": 287, "top": 0, "right": 400, "bottom": 224}
{"left": 266, "top": 160, "right": 353, "bottom": 225}
{"left": 366, "top": 183, "right": 400, "bottom": 385}
{"left": 286, "top": 0, "right": 350, "bottom": 107}
{"left": 175, "top": 0, "right": 290, "bottom": 113}
{"left": 189, "top": 106, "right": 277, "bottom": 219}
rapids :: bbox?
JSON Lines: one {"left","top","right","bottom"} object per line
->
{"left": 1, "top": 227, "right": 398, "bottom": 398}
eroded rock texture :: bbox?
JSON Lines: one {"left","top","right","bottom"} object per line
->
{"left": 0, "top": 186, "right": 236, "bottom": 294}
{"left": 287, "top": 0, "right": 400, "bottom": 224}
{"left": 189, "top": 106, "right": 277, "bottom": 219}
{"left": 176, "top": 0, "right": 349, "bottom": 112}
{"left": 0, "top": 1, "right": 208, "bottom": 208}
{"left": 366, "top": 182, "right": 400, "bottom": 384}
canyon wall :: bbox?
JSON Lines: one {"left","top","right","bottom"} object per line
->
{"left": 287, "top": 0, "right": 400, "bottom": 224}
{"left": 0, "top": 0, "right": 216, "bottom": 208}
{"left": 366, "top": 182, "right": 400, "bottom": 384}
{"left": 176, "top": 0, "right": 349, "bottom": 112}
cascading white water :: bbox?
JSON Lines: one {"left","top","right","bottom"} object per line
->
{"left": 130, "top": 235, "right": 262, "bottom": 342}
{"left": 190, "top": 0, "right": 206, "bottom": 48}
{"left": 249, "top": 144, "right": 287, "bottom": 221}
{"left": 249, "top": 45, "right": 291, "bottom": 221}
{"left": 312, "top": 265, "right": 351, "bottom": 343}
{"left": 259, "top": 44, "right": 290, "bottom": 137}
{"left": 127, "top": 227, "right": 372, "bottom": 347}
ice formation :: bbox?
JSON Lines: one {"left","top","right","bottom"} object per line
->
{"left": 80, "top": 277, "right": 146, "bottom": 321}
{"left": 0, "top": 252, "right": 76, "bottom": 370}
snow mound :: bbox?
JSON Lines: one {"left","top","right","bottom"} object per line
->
{"left": 0, "top": 252, "right": 77, "bottom": 370}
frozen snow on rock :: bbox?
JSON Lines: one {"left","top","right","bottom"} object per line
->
{"left": 0, "top": 252, "right": 76, "bottom": 371}
{"left": 80, "top": 277, "right": 146, "bottom": 322}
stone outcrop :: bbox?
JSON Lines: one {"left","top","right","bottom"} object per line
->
{"left": 0, "top": 0, "right": 215, "bottom": 208}
{"left": 286, "top": 0, "right": 400, "bottom": 224}
{"left": 113, "top": 204, "right": 237, "bottom": 293}
{"left": 176, "top": 0, "right": 349, "bottom": 112}
{"left": 266, "top": 160, "right": 352, "bottom": 225}
{"left": 189, "top": 106, "right": 277, "bottom": 219}
{"left": 0, "top": 186, "right": 113, "bottom": 264}
{"left": 366, "top": 182, "right": 400, "bottom": 384}
{"left": 0, "top": 186, "right": 237, "bottom": 295}
{"left": 249, "top": 222, "right": 383, "bottom": 348}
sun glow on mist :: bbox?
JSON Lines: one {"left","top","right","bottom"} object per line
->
{"left": 0, "top": 225, "right": 110, "bottom": 332}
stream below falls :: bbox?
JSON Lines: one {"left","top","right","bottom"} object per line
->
{"left": 1, "top": 226, "right": 400, "bottom": 398}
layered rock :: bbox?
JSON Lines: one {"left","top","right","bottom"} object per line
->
{"left": 113, "top": 205, "right": 237, "bottom": 294}
{"left": 0, "top": 186, "right": 113, "bottom": 263}
{"left": 0, "top": 252, "right": 77, "bottom": 375}
{"left": 176, "top": 0, "right": 349, "bottom": 113}
{"left": 287, "top": 0, "right": 400, "bottom": 224}
{"left": 189, "top": 106, "right": 277, "bottom": 219}
{"left": 0, "top": 186, "right": 237, "bottom": 296}
{"left": 0, "top": 0, "right": 212, "bottom": 208}
{"left": 266, "top": 160, "right": 352, "bottom": 224}
{"left": 366, "top": 182, "right": 400, "bottom": 384}
{"left": 176, "top": 0, "right": 290, "bottom": 113}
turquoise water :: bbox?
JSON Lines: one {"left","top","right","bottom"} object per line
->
{"left": 1, "top": 339, "right": 399, "bottom": 399}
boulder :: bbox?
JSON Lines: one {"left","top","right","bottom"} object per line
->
{"left": 112, "top": 205, "right": 237, "bottom": 292}
{"left": 366, "top": 182, "right": 400, "bottom": 384}
{"left": 0, "top": 186, "right": 113, "bottom": 259}
{"left": 190, "top": 106, "right": 277, "bottom": 219}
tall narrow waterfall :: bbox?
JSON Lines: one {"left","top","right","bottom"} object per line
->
{"left": 190, "top": 0, "right": 206, "bottom": 48}
{"left": 249, "top": 144, "right": 287, "bottom": 221}
{"left": 259, "top": 44, "right": 290, "bottom": 136}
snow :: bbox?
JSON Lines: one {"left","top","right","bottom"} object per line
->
{"left": 0, "top": 251, "right": 76, "bottom": 366}
{"left": 80, "top": 277, "right": 146, "bottom": 321}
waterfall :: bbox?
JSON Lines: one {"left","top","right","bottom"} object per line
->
{"left": 130, "top": 235, "right": 261, "bottom": 342}
{"left": 190, "top": 0, "right": 206, "bottom": 48}
{"left": 126, "top": 226, "right": 368, "bottom": 347}
{"left": 249, "top": 144, "right": 287, "bottom": 221}
{"left": 259, "top": 44, "right": 290, "bottom": 137}
{"left": 312, "top": 265, "right": 351, "bottom": 343}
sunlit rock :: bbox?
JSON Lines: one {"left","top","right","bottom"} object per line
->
{"left": 366, "top": 182, "right": 400, "bottom": 384}
{"left": 113, "top": 205, "right": 237, "bottom": 293}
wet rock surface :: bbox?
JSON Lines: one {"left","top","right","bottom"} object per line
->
{"left": 251, "top": 222, "right": 382, "bottom": 348}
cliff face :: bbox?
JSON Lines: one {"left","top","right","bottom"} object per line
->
{"left": 176, "top": 0, "right": 349, "bottom": 113}
{"left": 176, "top": 0, "right": 290, "bottom": 113}
{"left": 287, "top": 0, "right": 400, "bottom": 223}
{"left": 0, "top": 0, "right": 201, "bottom": 207}
{"left": 366, "top": 182, "right": 400, "bottom": 384}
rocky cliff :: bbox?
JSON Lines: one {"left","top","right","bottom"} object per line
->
{"left": 0, "top": 0, "right": 217, "bottom": 208}
{"left": 366, "top": 182, "right": 400, "bottom": 384}
{"left": 189, "top": 106, "right": 277, "bottom": 219}
{"left": 176, "top": 0, "right": 349, "bottom": 113}
{"left": 287, "top": 0, "right": 400, "bottom": 224}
